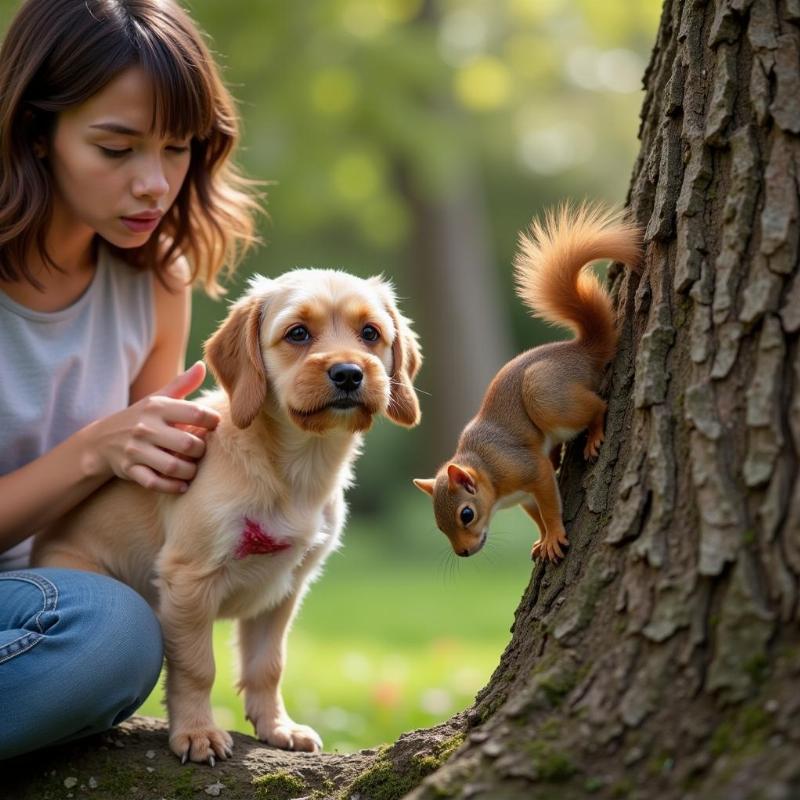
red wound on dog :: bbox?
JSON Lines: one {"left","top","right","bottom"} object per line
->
{"left": 234, "top": 517, "right": 292, "bottom": 559}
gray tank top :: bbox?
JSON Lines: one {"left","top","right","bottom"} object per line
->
{"left": 0, "top": 244, "right": 155, "bottom": 570}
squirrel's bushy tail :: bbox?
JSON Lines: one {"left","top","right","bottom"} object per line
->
{"left": 514, "top": 202, "right": 642, "bottom": 367}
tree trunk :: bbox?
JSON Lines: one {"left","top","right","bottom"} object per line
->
{"left": 400, "top": 163, "right": 512, "bottom": 462}
{"left": 405, "top": 0, "right": 800, "bottom": 797}
{"left": 395, "top": 0, "right": 513, "bottom": 463}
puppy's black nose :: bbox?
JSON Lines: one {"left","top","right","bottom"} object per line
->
{"left": 328, "top": 363, "right": 363, "bottom": 392}
{"left": 459, "top": 548, "right": 471, "bottom": 558}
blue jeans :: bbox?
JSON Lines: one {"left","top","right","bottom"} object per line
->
{"left": 0, "top": 568, "right": 163, "bottom": 759}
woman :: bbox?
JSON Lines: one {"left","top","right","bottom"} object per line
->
{"left": 0, "top": 0, "right": 260, "bottom": 758}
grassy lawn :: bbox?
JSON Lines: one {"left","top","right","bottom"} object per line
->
{"left": 139, "top": 499, "right": 536, "bottom": 752}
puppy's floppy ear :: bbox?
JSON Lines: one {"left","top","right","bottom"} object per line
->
{"left": 204, "top": 295, "right": 266, "bottom": 428}
{"left": 370, "top": 278, "right": 422, "bottom": 427}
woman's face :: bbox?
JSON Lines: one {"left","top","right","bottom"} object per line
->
{"left": 47, "top": 66, "right": 192, "bottom": 249}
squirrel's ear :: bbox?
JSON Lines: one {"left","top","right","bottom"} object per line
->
{"left": 447, "top": 464, "right": 477, "bottom": 495}
{"left": 413, "top": 478, "right": 436, "bottom": 496}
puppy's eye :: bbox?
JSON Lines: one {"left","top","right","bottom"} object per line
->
{"left": 361, "top": 325, "right": 380, "bottom": 342}
{"left": 460, "top": 506, "right": 475, "bottom": 526}
{"left": 286, "top": 325, "right": 311, "bottom": 343}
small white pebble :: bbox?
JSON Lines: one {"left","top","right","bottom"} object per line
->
{"left": 482, "top": 740, "right": 502, "bottom": 758}
{"left": 64, "top": 777, "right": 78, "bottom": 789}
{"left": 89, "top": 777, "right": 99, "bottom": 789}
{"left": 146, "top": 749, "right": 156, "bottom": 759}
{"left": 147, "top": 767, "right": 156, "bottom": 773}
{"left": 765, "top": 699, "right": 779, "bottom": 714}
{"left": 204, "top": 781, "right": 225, "bottom": 796}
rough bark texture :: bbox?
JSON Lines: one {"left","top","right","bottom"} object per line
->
{"left": 6, "top": 1, "right": 800, "bottom": 798}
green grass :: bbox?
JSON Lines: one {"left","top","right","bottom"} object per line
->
{"left": 139, "top": 499, "right": 536, "bottom": 751}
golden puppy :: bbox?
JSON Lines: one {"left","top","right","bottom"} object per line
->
{"left": 32, "top": 269, "right": 421, "bottom": 765}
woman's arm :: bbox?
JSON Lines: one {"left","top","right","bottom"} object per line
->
{"left": 0, "top": 365, "right": 218, "bottom": 552}
{"left": 0, "top": 426, "right": 111, "bottom": 553}
{"left": 130, "top": 255, "right": 193, "bottom": 401}
{"left": 0, "top": 259, "right": 219, "bottom": 554}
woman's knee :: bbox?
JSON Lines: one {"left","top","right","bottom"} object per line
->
{"left": 0, "top": 569, "right": 163, "bottom": 758}
{"left": 64, "top": 570, "right": 164, "bottom": 699}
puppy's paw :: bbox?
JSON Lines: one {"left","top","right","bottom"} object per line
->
{"left": 170, "top": 725, "right": 234, "bottom": 765}
{"left": 255, "top": 717, "right": 323, "bottom": 753}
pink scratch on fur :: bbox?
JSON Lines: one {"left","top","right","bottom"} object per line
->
{"left": 234, "top": 517, "right": 292, "bottom": 560}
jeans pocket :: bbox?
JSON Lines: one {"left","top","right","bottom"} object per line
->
{"left": 0, "top": 571, "right": 60, "bottom": 664}
{"left": 0, "top": 630, "right": 44, "bottom": 663}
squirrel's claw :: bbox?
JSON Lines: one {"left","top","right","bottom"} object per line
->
{"left": 584, "top": 430, "right": 604, "bottom": 461}
{"left": 531, "top": 530, "right": 569, "bottom": 562}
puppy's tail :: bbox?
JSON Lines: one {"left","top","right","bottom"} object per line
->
{"left": 514, "top": 202, "right": 642, "bottom": 368}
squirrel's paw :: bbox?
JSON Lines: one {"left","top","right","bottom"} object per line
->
{"left": 584, "top": 430, "right": 604, "bottom": 461}
{"left": 531, "top": 528, "right": 569, "bottom": 562}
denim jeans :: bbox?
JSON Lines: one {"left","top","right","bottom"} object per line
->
{"left": 0, "top": 568, "right": 163, "bottom": 759}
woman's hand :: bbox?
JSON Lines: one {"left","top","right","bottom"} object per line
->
{"left": 85, "top": 362, "right": 221, "bottom": 493}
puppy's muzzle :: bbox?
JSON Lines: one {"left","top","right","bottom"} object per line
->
{"left": 328, "top": 363, "right": 363, "bottom": 395}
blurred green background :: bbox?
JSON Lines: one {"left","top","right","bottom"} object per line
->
{"left": 1, "top": 0, "right": 661, "bottom": 752}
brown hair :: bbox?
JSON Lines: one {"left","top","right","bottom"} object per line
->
{"left": 0, "top": 0, "right": 261, "bottom": 294}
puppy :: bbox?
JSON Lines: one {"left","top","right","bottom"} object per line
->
{"left": 32, "top": 269, "right": 421, "bottom": 765}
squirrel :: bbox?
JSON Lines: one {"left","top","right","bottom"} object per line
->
{"left": 414, "top": 203, "right": 642, "bottom": 562}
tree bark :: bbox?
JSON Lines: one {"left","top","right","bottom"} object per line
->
{"left": 404, "top": 0, "right": 800, "bottom": 797}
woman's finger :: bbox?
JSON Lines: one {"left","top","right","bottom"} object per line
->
{"left": 127, "top": 463, "right": 189, "bottom": 494}
{"left": 173, "top": 422, "right": 210, "bottom": 440}
{"left": 154, "top": 361, "right": 207, "bottom": 400}
{"left": 139, "top": 445, "right": 198, "bottom": 482}
{"left": 147, "top": 396, "right": 220, "bottom": 430}
{"left": 152, "top": 426, "right": 207, "bottom": 460}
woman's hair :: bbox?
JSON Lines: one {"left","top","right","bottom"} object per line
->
{"left": 0, "top": 0, "right": 261, "bottom": 295}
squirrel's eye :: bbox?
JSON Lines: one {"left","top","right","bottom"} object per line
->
{"left": 286, "top": 325, "right": 311, "bottom": 343}
{"left": 362, "top": 325, "right": 380, "bottom": 342}
{"left": 460, "top": 506, "right": 475, "bottom": 526}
